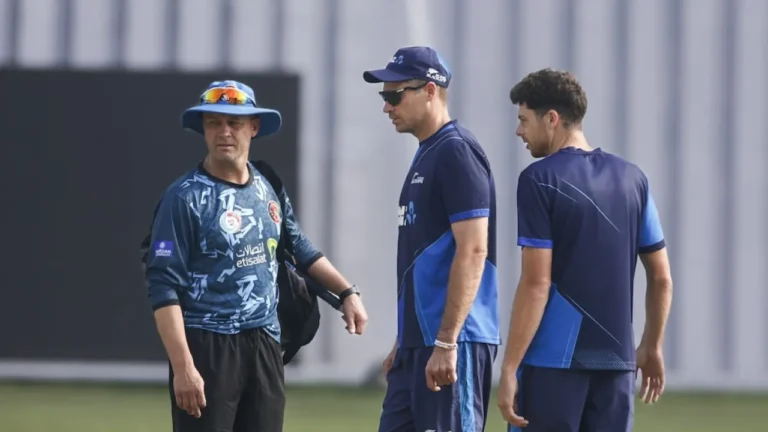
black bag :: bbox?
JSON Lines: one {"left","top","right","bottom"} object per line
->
{"left": 139, "top": 160, "right": 339, "bottom": 365}
{"left": 252, "top": 160, "right": 341, "bottom": 364}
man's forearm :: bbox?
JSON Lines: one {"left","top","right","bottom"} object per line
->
{"left": 641, "top": 277, "right": 673, "bottom": 347}
{"left": 154, "top": 305, "right": 194, "bottom": 372}
{"left": 435, "top": 251, "right": 486, "bottom": 344}
{"left": 306, "top": 257, "right": 352, "bottom": 295}
{"left": 501, "top": 282, "right": 550, "bottom": 372}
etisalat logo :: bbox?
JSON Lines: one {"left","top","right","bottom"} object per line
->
{"left": 235, "top": 238, "right": 280, "bottom": 268}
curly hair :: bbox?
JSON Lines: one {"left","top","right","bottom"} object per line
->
{"left": 509, "top": 68, "right": 588, "bottom": 126}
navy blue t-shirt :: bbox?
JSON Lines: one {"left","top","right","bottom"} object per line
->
{"left": 397, "top": 120, "right": 501, "bottom": 348}
{"left": 145, "top": 162, "right": 322, "bottom": 341}
{"left": 517, "top": 147, "right": 665, "bottom": 371}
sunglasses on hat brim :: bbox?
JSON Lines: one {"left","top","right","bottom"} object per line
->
{"left": 200, "top": 87, "right": 255, "bottom": 106}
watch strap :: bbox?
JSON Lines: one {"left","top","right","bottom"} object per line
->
{"left": 338, "top": 285, "right": 360, "bottom": 302}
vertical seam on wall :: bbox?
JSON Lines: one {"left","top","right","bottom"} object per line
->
{"left": 563, "top": 0, "right": 576, "bottom": 71}
{"left": 272, "top": 0, "right": 285, "bottom": 70}
{"left": 765, "top": 0, "right": 768, "bottom": 372}
{"left": 166, "top": 0, "right": 179, "bottom": 69}
{"left": 666, "top": 0, "right": 683, "bottom": 371}
{"left": 113, "top": 0, "right": 127, "bottom": 68}
{"left": 320, "top": 0, "right": 339, "bottom": 363}
{"left": 720, "top": 0, "right": 737, "bottom": 373}
{"left": 451, "top": 0, "right": 464, "bottom": 120}
{"left": 614, "top": 0, "right": 629, "bottom": 157}
{"left": 765, "top": 1, "right": 768, "bottom": 372}
{"left": 508, "top": 0, "right": 523, "bottom": 324}
{"left": 59, "top": 0, "right": 74, "bottom": 67}
{"left": 7, "top": 0, "right": 20, "bottom": 66}
{"left": 219, "top": 0, "right": 233, "bottom": 71}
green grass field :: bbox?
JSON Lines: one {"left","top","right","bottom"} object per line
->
{"left": 0, "top": 382, "right": 766, "bottom": 431}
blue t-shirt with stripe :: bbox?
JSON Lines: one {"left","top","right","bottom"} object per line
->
{"left": 396, "top": 120, "right": 501, "bottom": 348}
{"left": 517, "top": 147, "right": 665, "bottom": 371}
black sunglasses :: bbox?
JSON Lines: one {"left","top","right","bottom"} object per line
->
{"left": 378, "top": 82, "right": 428, "bottom": 106}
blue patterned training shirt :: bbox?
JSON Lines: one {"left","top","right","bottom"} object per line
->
{"left": 145, "top": 162, "right": 323, "bottom": 341}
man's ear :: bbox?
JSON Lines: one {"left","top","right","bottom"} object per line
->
{"left": 546, "top": 109, "right": 560, "bottom": 127}
{"left": 427, "top": 82, "right": 438, "bottom": 101}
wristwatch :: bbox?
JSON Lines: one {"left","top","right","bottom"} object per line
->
{"left": 338, "top": 285, "right": 360, "bottom": 302}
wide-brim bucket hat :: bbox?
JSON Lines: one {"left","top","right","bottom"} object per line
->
{"left": 181, "top": 80, "right": 282, "bottom": 139}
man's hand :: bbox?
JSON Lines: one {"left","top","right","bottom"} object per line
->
{"left": 153, "top": 306, "right": 205, "bottom": 417}
{"left": 497, "top": 370, "right": 528, "bottom": 427}
{"left": 636, "top": 343, "right": 665, "bottom": 404}
{"left": 341, "top": 294, "right": 368, "bottom": 335}
{"left": 382, "top": 341, "right": 398, "bottom": 376}
{"left": 173, "top": 365, "right": 206, "bottom": 418}
{"left": 305, "top": 257, "right": 368, "bottom": 335}
{"left": 424, "top": 346, "right": 458, "bottom": 392}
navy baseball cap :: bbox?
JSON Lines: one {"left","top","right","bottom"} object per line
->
{"left": 363, "top": 46, "right": 452, "bottom": 88}
{"left": 181, "top": 80, "right": 282, "bottom": 139}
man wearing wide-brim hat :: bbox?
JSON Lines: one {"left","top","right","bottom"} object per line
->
{"left": 144, "top": 80, "right": 369, "bottom": 432}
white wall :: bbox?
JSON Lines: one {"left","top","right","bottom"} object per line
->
{"left": 3, "top": 0, "right": 768, "bottom": 390}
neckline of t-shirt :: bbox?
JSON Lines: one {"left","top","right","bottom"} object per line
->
{"left": 558, "top": 146, "right": 603, "bottom": 155}
{"left": 419, "top": 119, "right": 459, "bottom": 146}
{"left": 197, "top": 161, "right": 253, "bottom": 189}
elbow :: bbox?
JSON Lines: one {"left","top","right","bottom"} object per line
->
{"left": 519, "top": 274, "right": 552, "bottom": 298}
{"left": 472, "top": 245, "right": 488, "bottom": 259}
{"left": 520, "top": 280, "right": 551, "bottom": 297}
{"left": 457, "top": 243, "right": 488, "bottom": 260}
{"left": 649, "top": 275, "right": 673, "bottom": 294}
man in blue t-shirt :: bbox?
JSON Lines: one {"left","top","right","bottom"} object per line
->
{"left": 145, "top": 80, "right": 369, "bottom": 432}
{"left": 498, "top": 69, "right": 674, "bottom": 431}
{"left": 363, "top": 46, "right": 501, "bottom": 432}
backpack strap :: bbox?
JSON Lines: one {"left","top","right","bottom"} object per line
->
{"left": 251, "top": 160, "right": 294, "bottom": 263}
{"left": 251, "top": 160, "right": 343, "bottom": 311}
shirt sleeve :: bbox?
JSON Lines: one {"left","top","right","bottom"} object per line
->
{"left": 638, "top": 182, "right": 666, "bottom": 254}
{"left": 145, "top": 193, "right": 196, "bottom": 310}
{"left": 436, "top": 140, "right": 492, "bottom": 223}
{"left": 517, "top": 171, "right": 553, "bottom": 249}
{"left": 279, "top": 189, "right": 324, "bottom": 271}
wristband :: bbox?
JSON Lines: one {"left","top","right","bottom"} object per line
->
{"left": 338, "top": 285, "right": 360, "bottom": 302}
{"left": 434, "top": 339, "right": 458, "bottom": 350}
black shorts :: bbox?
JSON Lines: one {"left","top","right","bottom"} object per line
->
{"left": 169, "top": 327, "right": 285, "bottom": 432}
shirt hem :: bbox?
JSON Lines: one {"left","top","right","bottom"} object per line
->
{"left": 150, "top": 298, "right": 180, "bottom": 311}
{"left": 184, "top": 322, "right": 281, "bottom": 341}
{"left": 400, "top": 336, "right": 501, "bottom": 349}
{"left": 522, "top": 360, "right": 636, "bottom": 371}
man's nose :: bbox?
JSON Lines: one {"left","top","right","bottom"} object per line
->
{"left": 383, "top": 102, "right": 394, "bottom": 113}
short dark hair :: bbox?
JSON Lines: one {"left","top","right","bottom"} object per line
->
{"left": 509, "top": 68, "right": 588, "bottom": 126}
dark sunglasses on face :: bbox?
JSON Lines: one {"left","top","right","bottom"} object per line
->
{"left": 378, "top": 82, "right": 428, "bottom": 106}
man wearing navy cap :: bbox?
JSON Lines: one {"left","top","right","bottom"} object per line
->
{"left": 144, "top": 80, "right": 369, "bottom": 432}
{"left": 364, "top": 47, "right": 501, "bottom": 432}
